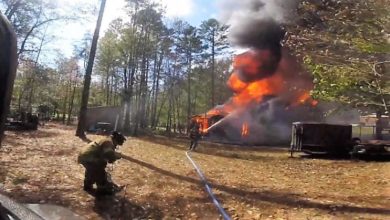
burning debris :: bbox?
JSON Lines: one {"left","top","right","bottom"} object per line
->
{"left": 193, "top": 0, "right": 320, "bottom": 144}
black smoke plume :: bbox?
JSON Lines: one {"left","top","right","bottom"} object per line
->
{"left": 219, "top": 0, "right": 298, "bottom": 49}
{"left": 218, "top": 0, "right": 298, "bottom": 83}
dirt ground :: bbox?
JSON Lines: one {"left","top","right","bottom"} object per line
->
{"left": 0, "top": 123, "right": 389, "bottom": 220}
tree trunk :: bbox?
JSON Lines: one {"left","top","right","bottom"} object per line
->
{"left": 67, "top": 86, "right": 76, "bottom": 125}
{"left": 156, "top": 93, "right": 167, "bottom": 128}
{"left": 76, "top": 0, "right": 106, "bottom": 137}
{"left": 151, "top": 52, "right": 163, "bottom": 129}
{"left": 134, "top": 84, "right": 140, "bottom": 135}
{"left": 105, "top": 67, "right": 110, "bottom": 105}
{"left": 0, "top": 13, "right": 17, "bottom": 146}
{"left": 211, "top": 29, "right": 215, "bottom": 107}
{"left": 166, "top": 89, "right": 173, "bottom": 133}
{"left": 150, "top": 53, "right": 158, "bottom": 128}
{"left": 114, "top": 72, "right": 118, "bottom": 106}
{"left": 17, "top": 88, "right": 24, "bottom": 112}
{"left": 186, "top": 51, "right": 192, "bottom": 133}
{"left": 193, "top": 86, "right": 197, "bottom": 115}
{"left": 62, "top": 86, "right": 68, "bottom": 124}
{"left": 175, "top": 94, "right": 182, "bottom": 134}
{"left": 141, "top": 58, "right": 149, "bottom": 128}
{"left": 110, "top": 72, "right": 115, "bottom": 105}
{"left": 5, "top": 0, "right": 22, "bottom": 20}
{"left": 27, "top": 77, "right": 35, "bottom": 112}
{"left": 26, "top": 26, "right": 47, "bottom": 112}
{"left": 124, "top": 63, "right": 136, "bottom": 133}
{"left": 123, "top": 66, "right": 130, "bottom": 132}
{"left": 187, "top": 52, "right": 192, "bottom": 130}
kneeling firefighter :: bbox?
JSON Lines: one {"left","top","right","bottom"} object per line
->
{"left": 78, "top": 131, "right": 126, "bottom": 195}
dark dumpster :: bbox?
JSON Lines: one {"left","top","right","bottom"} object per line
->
{"left": 290, "top": 122, "right": 355, "bottom": 156}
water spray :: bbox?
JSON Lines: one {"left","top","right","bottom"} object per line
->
{"left": 206, "top": 97, "right": 279, "bottom": 134}
{"left": 114, "top": 114, "right": 119, "bottom": 131}
{"left": 205, "top": 110, "right": 241, "bottom": 133}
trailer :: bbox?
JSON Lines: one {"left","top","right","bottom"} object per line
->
{"left": 290, "top": 122, "right": 357, "bottom": 156}
{"left": 290, "top": 122, "right": 390, "bottom": 158}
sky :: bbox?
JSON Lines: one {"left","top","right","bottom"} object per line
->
{"left": 45, "top": 0, "right": 219, "bottom": 63}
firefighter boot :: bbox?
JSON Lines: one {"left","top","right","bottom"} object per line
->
{"left": 96, "top": 186, "right": 115, "bottom": 196}
{"left": 83, "top": 180, "right": 94, "bottom": 194}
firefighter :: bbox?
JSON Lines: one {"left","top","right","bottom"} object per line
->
{"left": 78, "top": 131, "right": 126, "bottom": 195}
{"left": 189, "top": 122, "right": 201, "bottom": 151}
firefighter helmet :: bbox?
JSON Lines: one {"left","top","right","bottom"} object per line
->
{"left": 111, "top": 131, "right": 126, "bottom": 145}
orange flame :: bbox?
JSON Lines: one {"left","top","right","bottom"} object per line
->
{"left": 210, "top": 49, "right": 316, "bottom": 115}
{"left": 229, "top": 72, "right": 283, "bottom": 108}
{"left": 194, "top": 48, "right": 317, "bottom": 135}
{"left": 241, "top": 122, "right": 249, "bottom": 137}
{"left": 289, "top": 91, "right": 316, "bottom": 107}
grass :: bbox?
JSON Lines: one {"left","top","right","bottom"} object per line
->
{"left": 0, "top": 122, "right": 389, "bottom": 220}
{"left": 12, "top": 176, "right": 29, "bottom": 185}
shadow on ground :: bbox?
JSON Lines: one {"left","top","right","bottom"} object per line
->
{"left": 94, "top": 194, "right": 163, "bottom": 220}
{"left": 3, "top": 187, "right": 76, "bottom": 209}
{"left": 3, "top": 130, "right": 61, "bottom": 146}
{"left": 139, "top": 136, "right": 286, "bottom": 161}
{"left": 299, "top": 153, "right": 390, "bottom": 162}
{"left": 2, "top": 184, "right": 163, "bottom": 220}
{"left": 121, "top": 154, "right": 390, "bottom": 216}
{"left": 0, "top": 167, "right": 7, "bottom": 183}
{"left": 79, "top": 136, "right": 92, "bottom": 143}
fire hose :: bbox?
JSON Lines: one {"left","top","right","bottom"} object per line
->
{"left": 185, "top": 151, "right": 231, "bottom": 220}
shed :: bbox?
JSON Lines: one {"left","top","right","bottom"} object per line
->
{"left": 85, "top": 106, "right": 123, "bottom": 131}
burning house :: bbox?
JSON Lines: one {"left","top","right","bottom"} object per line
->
{"left": 192, "top": 0, "right": 321, "bottom": 145}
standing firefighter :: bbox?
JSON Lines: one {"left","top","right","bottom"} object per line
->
{"left": 78, "top": 131, "right": 126, "bottom": 195}
{"left": 189, "top": 122, "right": 201, "bottom": 151}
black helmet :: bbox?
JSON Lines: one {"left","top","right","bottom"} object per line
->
{"left": 111, "top": 131, "right": 126, "bottom": 145}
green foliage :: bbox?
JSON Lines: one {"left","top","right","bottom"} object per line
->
{"left": 0, "top": 0, "right": 82, "bottom": 57}
{"left": 293, "top": 0, "right": 390, "bottom": 114}
{"left": 199, "top": 18, "right": 229, "bottom": 56}
{"left": 352, "top": 38, "right": 390, "bottom": 53}
{"left": 304, "top": 55, "right": 389, "bottom": 113}
{"left": 7, "top": 0, "right": 389, "bottom": 133}
{"left": 304, "top": 56, "right": 361, "bottom": 102}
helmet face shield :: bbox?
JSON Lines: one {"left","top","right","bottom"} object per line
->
{"left": 117, "top": 136, "right": 125, "bottom": 145}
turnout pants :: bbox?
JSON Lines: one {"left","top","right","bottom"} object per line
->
{"left": 189, "top": 139, "right": 198, "bottom": 150}
{"left": 82, "top": 162, "right": 110, "bottom": 190}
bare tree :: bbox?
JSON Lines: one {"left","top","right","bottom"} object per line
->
{"left": 76, "top": 0, "right": 107, "bottom": 138}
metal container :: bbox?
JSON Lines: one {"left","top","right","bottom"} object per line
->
{"left": 290, "top": 122, "right": 353, "bottom": 155}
